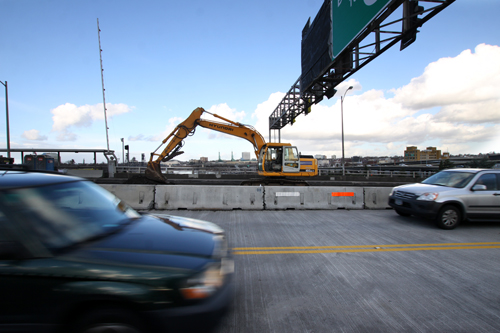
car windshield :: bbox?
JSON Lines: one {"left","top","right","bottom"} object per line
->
{"left": 0, "top": 180, "right": 141, "bottom": 252}
{"left": 422, "top": 171, "right": 475, "bottom": 188}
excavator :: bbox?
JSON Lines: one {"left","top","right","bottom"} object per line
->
{"left": 145, "top": 107, "right": 318, "bottom": 184}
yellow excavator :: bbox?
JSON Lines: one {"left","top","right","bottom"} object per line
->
{"left": 145, "top": 107, "right": 318, "bottom": 183}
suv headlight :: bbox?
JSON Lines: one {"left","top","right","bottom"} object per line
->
{"left": 417, "top": 192, "right": 439, "bottom": 201}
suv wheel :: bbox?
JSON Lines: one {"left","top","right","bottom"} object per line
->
{"left": 73, "top": 308, "right": 145, "bottom": 333}
{"left": 436, "top": 205, "right": 461, "bottom": 230}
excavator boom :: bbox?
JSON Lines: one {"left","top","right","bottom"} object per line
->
{"left": 146, "top": 107, "right": 266, "bottom": 182}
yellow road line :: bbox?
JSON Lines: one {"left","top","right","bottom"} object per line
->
{"left": 232, "top": 242, "right": 500, "bottom": 255}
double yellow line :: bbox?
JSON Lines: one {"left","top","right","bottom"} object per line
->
{"left": 232, "top": 242, "right": 500, "bottom": 255}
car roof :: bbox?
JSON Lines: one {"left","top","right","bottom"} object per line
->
{"left": 442, "top": 168, "right": 492, "bottom": 173}
{"left": 0, "top": 170, "right": 85, "bottom": 190}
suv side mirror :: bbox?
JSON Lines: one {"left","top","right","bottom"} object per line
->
{"left": 472, "top": 184, "right": 487, "bottom": 191}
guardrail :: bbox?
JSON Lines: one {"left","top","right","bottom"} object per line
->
{"left": 114, "top": 166, "right": 436, "bottom": 179}
{"left": 319, "top": 168, "right": 436, "bottom": 179}
{"left": 115, "top": 166, "right": 257, "bottom": 175}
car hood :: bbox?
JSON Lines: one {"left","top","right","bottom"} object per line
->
{"left": 394, "top": 183, "right": 456, "bottom": 195}
{"left": 62, "top": 214, "right": 222, "bottom": 271}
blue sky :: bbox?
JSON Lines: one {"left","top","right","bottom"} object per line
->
{"left": 1, "top": 0, "right": 499, "bottom": 163}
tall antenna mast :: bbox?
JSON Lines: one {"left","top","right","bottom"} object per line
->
{"left": 97, "top": 18, "right": 110, "bottom": 151}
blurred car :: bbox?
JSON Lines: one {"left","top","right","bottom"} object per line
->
{"left": 388, "top": 169, "right": 500, "bottom": 229}
{"left": 0, "top": 170, "right": 233, "bottom": 333}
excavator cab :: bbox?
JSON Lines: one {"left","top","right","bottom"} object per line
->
{"left": 258, "top": 144, "right": 300, "bottom": 176}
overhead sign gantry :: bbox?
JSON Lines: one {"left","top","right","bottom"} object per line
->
{"left": 269, "top": 0, "right": 455, "bottom": 142}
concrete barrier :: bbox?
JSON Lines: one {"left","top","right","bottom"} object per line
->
{"left": 98, "top": 184, "right": 393, "bottom": 211}
{"left": 364, "top": 187, "right": 393, "bottom": 209}
{"left": 67, "top": 169, "right": 103, "bottom": 178}
{"left": 264, "top": 187, "right": 364, "bottom": 210}
{"left": 99, "top": 184, "right": 155, "bottom": 210}
{"left": 155, "top": 185, "right": 264, "bottom": 210}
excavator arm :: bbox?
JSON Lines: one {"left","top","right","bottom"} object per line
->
{"left": 146, "top": 107, "right": 266, "bottom": 182}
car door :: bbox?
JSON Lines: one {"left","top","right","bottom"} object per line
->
{"left": 0, "top": 215, "right": 35, "bottom": 326}
{"left": 462, "top": 173, "right": 500, "bottom": 220}
{"left": 0, "top": 204, "right": 59, "bottom": 328}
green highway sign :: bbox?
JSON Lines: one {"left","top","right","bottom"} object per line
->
{"left": 332, "top": 0, "right": 392, "bottom": 59}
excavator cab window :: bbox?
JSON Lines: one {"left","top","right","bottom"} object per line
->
{"left": 259, "top": 147, "right": 283, "bottom": 172}
{"left": 258, "top": 149, "right": 265, "bottom": 172}
{"left": 262, "top": 147, "right": 282, "bottom": 172}
{"left": 283, "top": 147, "right": 300, "bottom": 173}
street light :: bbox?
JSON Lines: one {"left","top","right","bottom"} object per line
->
{"left": 341, "top": 86, "right": 353, "bottom": 176}
{"left": 0, "top": 80, "right": 10, "bottom": 158}
{"left": 121, "top": 138, "right": 124, "bottom": 165}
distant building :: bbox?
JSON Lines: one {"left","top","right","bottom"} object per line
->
{"left": 162, "top": 160, "right": 180, "bottom": 166}
{"left": 315, "top": 154, "right": 327, "bottom": 159}
{"left": 404, "top": 146, "right": 449, "bottom": 162}
{"left": 200, "top": 157, "right": 208, "bottom": 163}
{"left": 241, "top": 152, "right": 251, "bottom": 161}
{"left": 378, "top": 157, "right": 394, "bottom": 164}
{"left": 318, "top": 159, "right": 330, "bottom": 167}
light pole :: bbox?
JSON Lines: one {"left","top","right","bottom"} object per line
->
{"left": 121, "top": 138, "right": 124, "bottom": 165}
{"left": 0, "top": 80, "right": 10, "bottom": 158}
{"left": 341, "top": 86, "right": 353, "bottom": 176}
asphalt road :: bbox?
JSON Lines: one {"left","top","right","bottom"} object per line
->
{"left": 153, "top": 209, "right": 500, "bottom": 333}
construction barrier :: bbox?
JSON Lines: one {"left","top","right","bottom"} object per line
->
{"left": 363, "top": 187, "right": 393, "bottom": 209}
{"left": 264, "top": 186, "right": 364, "bottom": 210}
{"left": 98, "top": 185, "right": 393, "bottom": 211}
{"left": 154, "top": 185, "right": 264, "bottom": 210}
{"left": 100, "top": 184, "right": 156, "bottom": 210}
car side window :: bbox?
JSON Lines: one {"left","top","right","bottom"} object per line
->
{"left": 474, "top": 174, "right": 498, "bottom": 191}
{"left": 0, "top": 211, "right": 22, "bottom": 260}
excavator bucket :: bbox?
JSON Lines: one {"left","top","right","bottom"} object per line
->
{"left": 145, "top": 162, "right": 167, "bottom": 183}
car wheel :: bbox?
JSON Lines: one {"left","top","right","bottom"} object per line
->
{"left": 73, "top": 308, "right": 145, "bottom": 333}
{"left": 436, "top": 205, "right": 461, "bottom": 230}
{"left": 395, "top": 209, "right": 411, "bottom": 217}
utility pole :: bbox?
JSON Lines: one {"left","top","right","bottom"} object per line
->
{"left": 0, "top": 81, "right": 10, "bottom": 158}
{"left": 121, "top": 138, "right": 124, "bottom": 164}
{"left": 340, "top": 86, "right": 353, "bottom": 176}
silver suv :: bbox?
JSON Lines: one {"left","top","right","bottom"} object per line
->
{"left": 388, "top": 169, "right": 500, "bottom": 229}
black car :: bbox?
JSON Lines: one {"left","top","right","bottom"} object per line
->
{"left": 0, "top": 170, "right": 233, "bottom": 333}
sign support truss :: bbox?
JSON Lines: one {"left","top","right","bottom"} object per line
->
{"left": 269, "top": 0, "right": 455, "bottom": 142}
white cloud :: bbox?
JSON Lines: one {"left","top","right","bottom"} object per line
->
{"left": 150, "top": 116, "right": 185, "bottom": 142}
{"left": 434, "top": 99, "right": 500, "bottom": 124}
{"left": 252, "top": 91, "right": 286, "bottom": 135}
{"left": 392, "top": 44, "right": 500, "bottom": 113}
{"left": 22, "top": 129, "right": 47, "bottom": 141}
{"left": 51, "top": 103, "right": 132, "bottom": 140}
{"left": 57, "top": 130, "right": 78, "bottom": 142}
{"left": 128, "top": 134, "right": 145, "bottom": 141}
